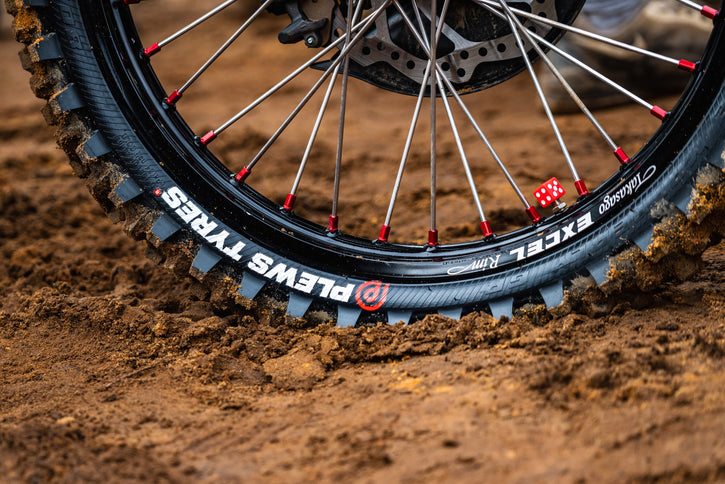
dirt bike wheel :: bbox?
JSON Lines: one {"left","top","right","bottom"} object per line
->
{"left": 7, "top": 0, "right": 725, "bottom": 326}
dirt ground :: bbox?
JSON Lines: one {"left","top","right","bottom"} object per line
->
{"left": 3, "top": 6, "right": 725, "bottom": 483}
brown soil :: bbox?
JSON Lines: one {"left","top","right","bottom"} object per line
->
{"left": 3, "top": 7, "right": 725, "bottom": 484}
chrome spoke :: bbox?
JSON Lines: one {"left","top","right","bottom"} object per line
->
{"left": 379, "top": 61, "right": 434, "bottom": 242}
{"left": 481, "top": 1, "right": 631, "bottom": 165}
{"left": 238, "top": 1, "right": 389, "bottom": 175}
{"left": 435, "top": 70, "right": 493, "bottom": 236}
{"left": 239, "top": 63, "right": 342, "bottom": 170}
{"left": 408, "top": 0, "right": 452, "bottom": 244}
{"left": 203, "top": 0, "right": 392, "bottom": 147}
{"left": 143, "top": 0, "right": 238, "bottom": 57}
{"left": 671, "top": 0, "right": 719, "bottom": 18}
{"left": 495, "top": 0, "right": 588, "bottom": 195}
{"left": 283, "top": 63, "right": 344, "bottom": 211}
{"left": 330, "top": 0, "right": 364, "bottom": 232}
{"left": 480, "top": 0, "right": 696, "bottom": 121}
{"left": 428, "top": 0, "right": 439, "bottom": 246}
{"left": 478, "top": 0, "right": 700, "bottom": 72}
{"left": 166, "top": 0, "right": 275, "bottom": 105}
{"left": 203, "top": 34, "right": 346, "bottom": 146}
{"left": 438, "top": 71, "right": 540, "bottom": 221}
{"left": 394, "top": 0, "right": 539, "bottom": 221}
{"left": 527, "top": 23, "right": 669, "bottom": 120}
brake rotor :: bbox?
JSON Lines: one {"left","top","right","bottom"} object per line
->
{"left": 321, "top": 0, "right": 585, "bottom": 95}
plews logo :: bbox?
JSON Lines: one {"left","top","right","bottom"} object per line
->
{"left": 355, "top": 281, "right": 390, "bottom": 311}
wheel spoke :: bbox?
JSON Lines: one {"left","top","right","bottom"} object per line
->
{"left": 236, "top": 0, "right": 389, "bottom": 182}
{"left": 428, "top": 0, "right": 439, "bottom": 246}
{"left": 494, "top": 0, "right": 589, "bottom": 196}
{"left": 286, "top": 0, "right": 367, "bottom": 213}
{"left": 393, "top": 0, "right": 540, "bottom": 221}
{"left": 165, "top": 0, "right": 276, "bottom": 105}
{"left": 203, "top": 0, "right": 392, "bottom": 147}
{"left": 410, "top": 0, "right": 452, "bottom": 245}
{"left": 330, "top": 0, "right": 364, "bottom": 232}
{"left": 202, "top": 34, "right": 346, "bottom": 146}
{"left": 481, "top": 2, "right": 631, "bottom": 165}
{"left": 672, "top": 0, "right": 719, "bottom": 19}
{"left": 379, "top": 61, "right": 434, "bottom": 242}
{"left": 478, "top": 0, "right": 700, "bottom": 72}
{"left": 435, "top": 70, "right": 492, "bottom": 236}
{"left": 143, "top": 0, "right": 238, "bottom": 57}
{"left": 410, "top": 0, "right": 451, "bottom": 48}
{"left": 479, "top": 0, "right": 703, "bottom": 122}
{"left": 284, "top": 63, "right": 344, "bottom": 211}
{"left": 412, "top": 0, "right": 492, "bottom": 235}
{"left": 524, "top": 21, "right": 670, "bottom": 120}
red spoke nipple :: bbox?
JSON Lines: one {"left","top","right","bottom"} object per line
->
{"left": 165, "top": 90, "right": 182, "bottom": 105}
{"left": 144, "top": 43, "right": 161, "bottom": 57}
{"left": 378, "top": 225, "right": 391, "bottom": 242}
{"left": 678, "top": 59, "right": 697, "bottom": 73}
{"left": 651, "top": 106, "right": 669, "bottom": 121}
{"left": 283, "top": 193, "right": 296, "bottom": 211}
{"left": 574, "top": 180, "right": 589, "bottom": 197}
{"left": 428, "top": 229, "right": 439, "bottom": 247}
{"left": 200, "top": 130, "right": 217, "bottom": 145}
{"left": 614, "top": 147, "right": 630, "bottom": 165}
{"left": 702, "top": 6, "right": 719, "bottom": 19}
{"left": 328, "top": 215, "right": 339, "bottom": 232}
{"left": 480, "top": 220, "right": 493, "bottom": 238}
{"left": 526, "top": 207, "right": 542, "bottom": 223}
{"left": 235, "top": 167, "right": 251, "bottom": 183}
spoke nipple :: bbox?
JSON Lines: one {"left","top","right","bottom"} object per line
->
{"left": 702, "top": 6, "right": 719, "bottom": 19}
{"left": 678, "top": 59, "right": 697, "bottom": 73}
{"left": 328, "top": 215, "right": 339, "bottom": 233}
{"left": 236, "top": 167, "right": 251, "bottom": 184}
{"left": 428, "top": 229, "right": 439, "bottom": 247}
{"left": 283, "top": 193, "right": 296, "bottom": 211}
{"left": 614, "top": 147, "right": 630, "bottom": 165}
{"left": 200, "top": 130, "right": 217, "bottom": 145}
{"left": 165, "top": 90, "right": 182, "bottom": 105}
{"left": 526, "top": 207, "right": 542, "bottom": 224}
{"left": 480, "top": 221, "right": 494, "bottom": 238}
{"left": 144, "top": 43, "right": 161, "bottom": 57}
{"left": 574, "top": 180, "right": 589, "bottom": 197}
{"left": 378, "top": 225, "right": 391, "bottom": 243}
{"left": 650, "top": 106, "right": 669, "bottom": 121}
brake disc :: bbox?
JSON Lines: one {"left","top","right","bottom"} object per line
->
{"left": 272, "top": 0, "right": 584, "bottom": 95}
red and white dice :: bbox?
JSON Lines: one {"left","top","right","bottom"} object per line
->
{"left": 534, "top": 177, "right": 566, "bottom": 209}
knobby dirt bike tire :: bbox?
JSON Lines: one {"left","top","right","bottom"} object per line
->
{"left": 7, "top": 0, "right": 725, "bottom": 326}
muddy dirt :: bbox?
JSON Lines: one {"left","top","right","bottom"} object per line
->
{"left": 3, "top": 6, "right": 725, "bottom": 483}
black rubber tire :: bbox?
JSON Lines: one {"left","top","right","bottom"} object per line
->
{"left": 8, "top": 0, "right": 725, "bottom": 326}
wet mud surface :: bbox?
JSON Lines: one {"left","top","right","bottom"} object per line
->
{"left": 3, "top": 7, "right": 725, "bottom": 483}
